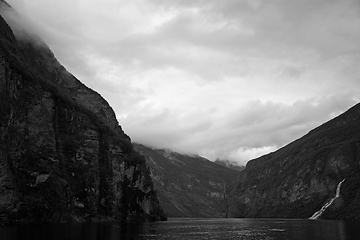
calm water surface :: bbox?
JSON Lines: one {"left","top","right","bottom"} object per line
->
{"left": 1, "top": 218, "right": 360, "bottom": 240}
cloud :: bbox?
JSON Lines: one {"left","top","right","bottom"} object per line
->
{"left": 0, "top": 1, "right": 43, "bottom": 44}
{"left": 4, "top": 0, "right": 360, "bottom": 166}
{"left": 121, "top": 93, "right": 357, "bottom": 166}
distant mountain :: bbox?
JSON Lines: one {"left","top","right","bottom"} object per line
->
{"left": 214, "top": 159, "right": 245, "bottom": 172}
{"left": 229, "top": 103, "right": 360, "bottom": 221}
{"left": 0, "top": 1, "right": 165, "bottom": 224}
{"left": 133, "top": 144, "right": 240, "bottom": 218}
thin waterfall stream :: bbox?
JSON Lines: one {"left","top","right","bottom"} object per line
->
{"left": 309, "top": 179, "right": 345, "bottom": 220}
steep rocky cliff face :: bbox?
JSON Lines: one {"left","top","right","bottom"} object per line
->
{"left": 134, "top": 143, "right": 239, "bottom": 218}
{"left": 229, "top": 103, "right": 360, "bottom": 220}
{"left": 0, "top": 3, "right": 165, "bottom": 224}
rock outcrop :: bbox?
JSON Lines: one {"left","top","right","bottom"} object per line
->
{"left": 134, "top": 143, "right": 239, "bottom": 218}
{"left": 0, "top": 2, "right": 165, "bottom": 224}
{"left": 229, "top": 103, "right": 360, "bottom": 220}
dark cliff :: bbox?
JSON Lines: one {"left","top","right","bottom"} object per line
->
{"left": 134, "top": 143, "right": 239, "bottom": 218}
{"left": 229, "top": 103, "right": 360, "bottom": 220}
{"left": 0, "top": 2, "right": 165, "bottom": 224}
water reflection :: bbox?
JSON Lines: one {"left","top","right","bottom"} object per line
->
{"left": 0, "top": 222, "right": 139, "bottom": 240}
{"left": 0, "top": 218, "right": 359, "bottom": 240}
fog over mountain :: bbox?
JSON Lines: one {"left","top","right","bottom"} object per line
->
{"left": 6, "top": 0, "right": 360, "bottom": 165}
{"left": 0, "top": 1, "right": 166, "bottom": 223}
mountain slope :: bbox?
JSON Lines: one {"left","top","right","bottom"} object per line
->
{"left": 229, "top": 103, "right": 360, "bottom": 220}
{"left": 134, "top": 144, "right": 240, "bottom": 218}
{"left": 214, "top": 159, "right": 245, "bottom": 172}
{"left": 0, "top": 2, "right": 165, "bottom": 224}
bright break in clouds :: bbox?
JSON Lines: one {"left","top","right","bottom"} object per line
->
{"left": 6, "top": 0, "right": 360, "bottom": 165}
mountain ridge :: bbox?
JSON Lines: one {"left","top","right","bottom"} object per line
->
{"left": 229, "top": 102, "right": 360, "bottom": 220}
{"left": 214, "top": 159, "right": 245, "bottom": 172}
{"left": 134, "top": 143, "right": 240, "bottom": 218}
{"left": 0, "top": 2, "right": 165, "bottom": 224}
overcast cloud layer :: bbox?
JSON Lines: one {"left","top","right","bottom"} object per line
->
{"left": 6, "top": 0, "right": 360, "bottom": 165}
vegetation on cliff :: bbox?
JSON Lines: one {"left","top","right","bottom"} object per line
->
{"left": 134, "top": 143, "right": 239, "bottom": 218}
{"left": 0, "top": 2, "right": 165, "bottom": 224}
{"left": 229, "top": 103, "right": 360, "bottom": 220}
{"left": 320, "top": 168, "right": 360, "bottom": 221}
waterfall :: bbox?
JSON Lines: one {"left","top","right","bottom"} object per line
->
{"left": 309, "top": 179, "right": 345, "bottom": 220}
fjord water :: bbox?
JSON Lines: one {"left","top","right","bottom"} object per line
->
{"left": 1, "top": 218, "right": 359, "bottom": 240}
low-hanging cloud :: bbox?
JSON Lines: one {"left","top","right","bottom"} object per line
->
{"left": 121, "top": 94, "right": 357, "bottom": 165}
{"left": 0, "top": 1, "right": 42, "bottom": 43}
{"left": 4, "top": 0, "right": 360, "bottom": 166}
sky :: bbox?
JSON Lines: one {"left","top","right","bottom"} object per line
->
{"left": 4, "top": 0, "right": 360, "bottom": 165}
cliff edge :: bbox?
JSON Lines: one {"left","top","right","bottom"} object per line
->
{"left": 134, "top": 143, "right": 239, "bottom": 218}
{"left": 0, "top": 1, "right": 166, "bottom": 224}
{"left": 229, "top": 103, "right": 360, "bottom": 220}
